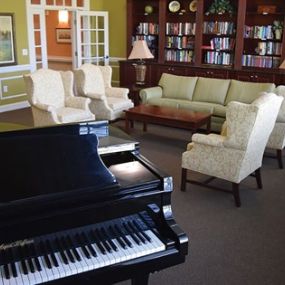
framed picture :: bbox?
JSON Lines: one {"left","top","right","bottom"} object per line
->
{"left": 0, "top": 13, "right": 17, "bottom": 66}
{"left": 56, "top": 28, "right": 71, "bottom": 43}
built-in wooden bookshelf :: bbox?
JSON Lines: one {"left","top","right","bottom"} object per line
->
{"left": 122, "top": 0, "right": 285, "bottom": 87}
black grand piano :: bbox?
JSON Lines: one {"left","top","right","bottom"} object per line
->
{"left": 0, "top": 121, "right": 188, "bottom": 285}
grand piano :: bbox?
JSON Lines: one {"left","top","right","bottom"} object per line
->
{"left": 0, "top": 121, "right": 188, "bottom": 285}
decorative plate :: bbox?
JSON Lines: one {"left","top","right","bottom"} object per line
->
{"left": 168, "top": 1, "right": 181, "bottom": 13}
{"left": 189, "top": 0, "right": 197, "bottom": 12}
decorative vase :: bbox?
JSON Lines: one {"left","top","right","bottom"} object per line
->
{"left": 275, "top": 29, "right": 282, "bottom": 40}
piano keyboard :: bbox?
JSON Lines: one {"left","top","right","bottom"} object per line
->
{"left": 0, "top": 213, "right": 165, "bottom": 285}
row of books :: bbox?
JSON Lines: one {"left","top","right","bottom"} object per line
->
{"left": 209, "top": 37, "right": 235, "bottom": 50}
{"left": 244, "top": 25, "right": 275, "bottom": 40}
{"left": 165, "top": 36, "right": 195, "bottom": 49}
{"left": 203, "top": 21, "right": 235, "bottom": 35}
{"left": 255, "top": 41, "right": 282, "bottom": 55}
{"left": 136, "top": 22, "right": 159, "bottom": 35}
{"left": 165, "top": 22, "right": 196, "bottom": 36}
{"left": 204, "top": 51, "right": 233, "bottom": 65}
{"left": 164, "top": 49, "right": 194, "bottom": 62}
{"left": 242, "top": 55, "right": 280, "bottom": 68}
{"left": 132, "top": 35, "right": 157, "bottom": 49}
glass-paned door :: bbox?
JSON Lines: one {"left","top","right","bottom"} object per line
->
{"left": 27, "top": 8, "right": 48, "bottom": 71}
{"left": 75, "top": 11, "right": 109, "bottom": 67}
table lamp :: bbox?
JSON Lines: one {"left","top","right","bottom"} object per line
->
{"left": 128, "top": 40, "right": 154, "bottom": 85}
{"left": 279, "top": 59, "right": 285, "bottom": 69}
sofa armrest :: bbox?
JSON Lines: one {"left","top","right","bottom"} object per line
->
{"left": 139, "top": 86, "right": 163, "bottom": 104}
{"left": 192, "top": 133, "right": 226, "bottom": 147}
{"left": 86, "top": 93, "right": 105, "bottom": 100}
{"left": 33, "top": 102, "right": 55, "bottom": 112}
{"left": 105, "top": 87, "right": 129, "bottom": 99}
{"left": 65, "top": 96, "right": 91, "bottom": 110}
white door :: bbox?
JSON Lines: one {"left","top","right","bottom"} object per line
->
{"left": 75, "top": 11, "right": 109, "bottom": 68}
{"left": 27, "top": 8, "right": 48, "bottom": 71}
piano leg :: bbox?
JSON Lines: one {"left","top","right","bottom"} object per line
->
{"left": 131, "top": 274, "right": 149, "bottom": 285}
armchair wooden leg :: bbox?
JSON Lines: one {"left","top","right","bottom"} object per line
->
{"left": 232, "top": 183, "right": 241, "bottom": 207}
{"left": 277, "top": 149, "right": 283, "bottom": 169}
{"left": 255, "top": 168, "right": 262, "bottom": 189}
{"left": 181, "top": 168, "right": 187, "bottom": 191}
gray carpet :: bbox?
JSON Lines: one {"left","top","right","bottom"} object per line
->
{"left": 111, "top": 120, "right": 285, "bottom": 285}
{"left": 0, "top": 108, "right": 285, "bottom": 284}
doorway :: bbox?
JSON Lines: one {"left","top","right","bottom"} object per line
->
{"left": 26, "top": 1, "right": 109, "bottom": 71}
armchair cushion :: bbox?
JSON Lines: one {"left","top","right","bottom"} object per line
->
{"left": 56, "top": 107, "right": 94, "bottom": 124}
{"left": 159, "top": 73, "right": 198, "bottom": 100}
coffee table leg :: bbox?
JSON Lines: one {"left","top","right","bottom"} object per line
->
{"left": 206, "top": 117, "right": 211, "bottom": 134}
{"left": 125, "top": 117, "right": 130, "bottom": 133}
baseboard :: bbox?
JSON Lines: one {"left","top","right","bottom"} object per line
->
{"left": 0, "top": 101, "right": 30, "bottom": 113}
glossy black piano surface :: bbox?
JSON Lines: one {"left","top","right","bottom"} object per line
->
{"left": 0, "top": 121, "right": 188, "bottom": 285}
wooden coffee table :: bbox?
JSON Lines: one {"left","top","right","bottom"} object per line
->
{"left": 124, "top": 105, "right": 211, "bottom": 134}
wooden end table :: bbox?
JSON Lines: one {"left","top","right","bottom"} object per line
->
{"left": 124, "top": 105, "right": 211, "bottom": 134}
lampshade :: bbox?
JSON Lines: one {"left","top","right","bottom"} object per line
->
{"left": 128, "top": 40, "right": 154, "bottom": 60}
{"left": 279, "top": 59, "right": 285, "bottom": 69}
{"left": 58, "top": 10, "right": 69, "bottom": 25}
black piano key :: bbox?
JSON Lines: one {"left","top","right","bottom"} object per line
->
{"left": 132, "top": 220, "right": 152, "bottom": 242}
{"left": 18, "top": 246, "right": 29, "bottom": 275}
{"left": 89, "top": 230, "right": 106, "bottom": 255}
{"left": 114, "top": 224, "right": 133, "bottom": 248}
{"left": 101, "top": 227, "right": 118, "bottom": 252}
{"left": 39, "top": 241, "right": 52, "bottom": 269}
{"left": 81, "top": 233, "right": 97, "bottom": 257}
{"left": 6, "top": 248, "right": 18, "bottom": 278}
{"left": 54, "top": 238, "right": 69, "bottom": 265}
{"left": 123, "top": 222, "right": 141, "bottom": 245}
{"left": 24, "top": 244, "right": 35, "bottom": 273}
{"left": 60, "top": 237, "right": 75, "bottom": 263}
{"left": 108, "top": 225, "right": 127, "bottom": 249}
{"left": 66, "top": 236, "right": 81, "bottom": 262}
{"left": 45, "top": 240, "right": 59, "bottom": 267}
{"left": 127, "top": 221, "right": 146, "bottom": 244}
{"left": 3, "top": 264, "right": 10, "bottom": 279}
{"left": 75, "top": 233, "right": 91, "bottom": 259}
{"left": 29, "top": 243, "right": 42, "bottom": 272}
{"left": 95, "top": 229, "right": 112, "bottom": 253}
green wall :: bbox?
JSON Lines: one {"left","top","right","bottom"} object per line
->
{"left": 0, "top": 0, "right": 29, "bottom": 65}
{"left": 90, "top": 0, "right": 127, "bottom": 58}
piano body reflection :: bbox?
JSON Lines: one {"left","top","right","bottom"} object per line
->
{"left": 0, "top": 121, "right": 188, "bottom": 285}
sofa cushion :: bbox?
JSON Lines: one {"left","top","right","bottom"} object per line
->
{"left": 159, "top": 73, "right": 198, "bottom": 100}
{"left": 192, "top": 77, "right": 231, "bottom": 105}
{"left": 225, "top": 80, "right": 275, "bottom": 105}
{"left": 147, "top": 97, "right": 179, "bottom": 108}
{"left": 178, "top": 101, "right": 226, "bottom": 117}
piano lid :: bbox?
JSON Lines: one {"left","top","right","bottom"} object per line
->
{"left": 0, "top": 122, "right": 117, "bottom": 205}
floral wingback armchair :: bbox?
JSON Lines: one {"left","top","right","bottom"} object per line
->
{"left": 24, "top": 68, "right": 95, "bottom": 127}
{"left": 181, "top": 93, "right": 283, "bottom": 207}
{"left": 74, "top": 64, "right": 134, "bottom": 121}
{"left": 266, "top": 86, "right": 285, "bottom": 168}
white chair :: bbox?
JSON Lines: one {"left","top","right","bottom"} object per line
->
{"left": 181, "top": 93, "right": 283, "bottom": 207}
{"left": 266, "top": 86, "right": 285, "bottom": 168}
{"left": 24, "top": 68, "right": 95, "bottom": 127}
{"left": 74, "top": 64, "right": 134, "bottom": 121}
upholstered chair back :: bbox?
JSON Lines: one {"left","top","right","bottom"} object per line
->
{"left": 98, "top": 65, "right": 112, "bottom": 89}
{"left": 25, "top": 69, "right": 66, "bottom": 108}
{"left": 224, "top": 93, "right": 283, "bottom": 177}
{"left": 75, "top": 63, "right": 105, "bottom": 96}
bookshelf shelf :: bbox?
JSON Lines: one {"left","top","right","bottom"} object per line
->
{"left": 122, "top": 0, "right": 285, "bottom": 87}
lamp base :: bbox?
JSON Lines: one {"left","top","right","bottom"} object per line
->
{"left": 133, "top": 63, "right": 147, "bottom": 85}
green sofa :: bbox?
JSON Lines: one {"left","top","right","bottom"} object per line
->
{"left": 139, "top": 73, "right": 277, "bottom": 132}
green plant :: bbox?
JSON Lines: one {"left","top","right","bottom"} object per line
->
{"left": 206, "top": 0, "right": 235, "bottom": 15}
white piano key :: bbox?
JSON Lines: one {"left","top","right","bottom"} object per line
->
{"left": 145, "top": 230, "right": 166, "bottom": 252}
{"left": 74, "top": 247, "right": 93, "bottom": 272}
{"left": 15, "top": 262, "right": 30, "bottom": 285}
{"left": 32, "top": 258, "right": 48, "bottom": 284}
{"left": 91, "top": 244, "right": 110, "bottom": 267}
{"left": 53, "top": 252, "right": 70, "bottom": 279}
{"left": 7, "top": 263, "right": 23, "bottom": 285}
